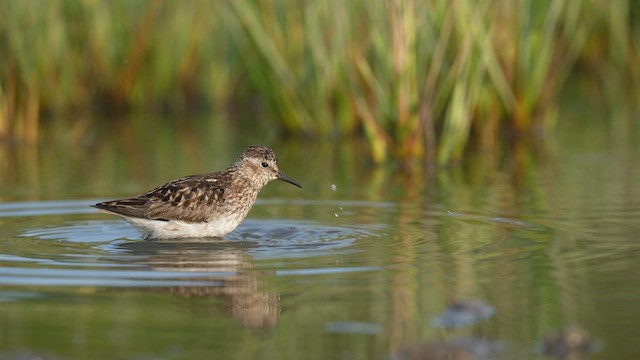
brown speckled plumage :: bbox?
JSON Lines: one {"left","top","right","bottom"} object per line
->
{"left": 93, "top": 145, "right": 301, "bottom": 239}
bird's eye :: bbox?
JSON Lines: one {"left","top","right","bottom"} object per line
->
{"left": 261, "top": 162, "right": 269, "bottom": 168}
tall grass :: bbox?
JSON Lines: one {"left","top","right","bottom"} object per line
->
{"left": 0, "top": 0, "right": 638, "bottom": 164}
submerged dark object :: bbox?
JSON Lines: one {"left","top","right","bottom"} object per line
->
{"left": 542, "top": 326, "right": 599, "bottom": 359}
{"left": 392, "top": 337, "right": 505, "bottom": 360}
{"left": 431, "top": 299, "right": 495, "bottom": 329}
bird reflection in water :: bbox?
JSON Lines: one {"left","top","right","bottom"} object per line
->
{"left": 118, "top": 239, "right": 279, "bottom": 329}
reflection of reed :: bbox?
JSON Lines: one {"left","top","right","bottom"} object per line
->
{"left": 120, "top": 241, "right": 279, "bottom": 329}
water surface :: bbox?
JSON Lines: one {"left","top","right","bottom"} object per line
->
{"left": 0, "top": 116, "right": 639, "bottom": 359}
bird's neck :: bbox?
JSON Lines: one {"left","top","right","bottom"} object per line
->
{"left": 228, "top": 166, "right": 267, "bottom": 191}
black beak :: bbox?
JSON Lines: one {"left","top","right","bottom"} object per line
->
{"left": 277, "top": 171, "right": 302, "bottom": 188}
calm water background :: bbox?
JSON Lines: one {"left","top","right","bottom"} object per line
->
{"left": 0, "top": 111, "right": 639, "bottom": 359}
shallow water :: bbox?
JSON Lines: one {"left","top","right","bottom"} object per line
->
{"left": 1, "top": 116, "right": 639, "bottom": 359}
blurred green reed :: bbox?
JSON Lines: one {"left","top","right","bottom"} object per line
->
{"left": 0, "top": 0, "right": 638, "bottom": 164}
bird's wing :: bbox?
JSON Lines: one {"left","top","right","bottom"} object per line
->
{"left": 93, "top": 195, "right": 151, "bottom": 219}
{"left": 93, "top": 175, "right": 226, "bottom": 223}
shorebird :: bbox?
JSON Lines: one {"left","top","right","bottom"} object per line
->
{"left": 93, "top": 145, "right": 301, "bottom": 239}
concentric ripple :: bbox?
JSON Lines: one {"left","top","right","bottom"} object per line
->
{"left": 23, "top": 218, "right": 382, "bottom": 259}
{"left": 0, "top": 198, "right": 563, "bottom": 289}
{"left": 0, "top": 199, "right": 391, "bottom": 288}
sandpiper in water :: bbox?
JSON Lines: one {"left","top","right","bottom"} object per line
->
{"left": 93, "top": 145, "right": 302, "bottom": 239}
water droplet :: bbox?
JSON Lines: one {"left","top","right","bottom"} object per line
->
{"left": 330, "top": 184, "right": 337, "bottom": 191}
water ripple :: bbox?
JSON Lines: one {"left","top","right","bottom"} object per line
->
{"left": 22, "top": 218, "right": 382, "bottom": 260}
